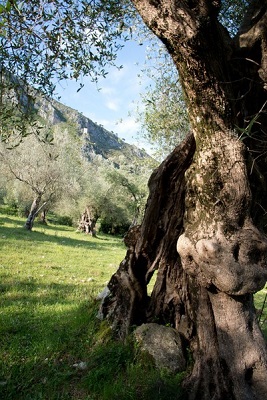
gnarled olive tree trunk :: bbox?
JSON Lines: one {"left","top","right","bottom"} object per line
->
{"left": 77, "top": 206, "right": 97, "bottom": 237}
{"left": 101, "top": 1, "right": 267, "bottom": 398}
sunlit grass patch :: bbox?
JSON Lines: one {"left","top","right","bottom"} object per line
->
{"left": 0, "top": 214, "right": 125, "bottom": 289}
{"left": 254, "top": 286, "right": 267, "bottom": 339}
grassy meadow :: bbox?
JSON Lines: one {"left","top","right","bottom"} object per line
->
{"left": 0, "top": 212, "right": 186, "bottom": 400}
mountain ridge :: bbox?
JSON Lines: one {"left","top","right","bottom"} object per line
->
{"left": 35, "top": 95, "right": 150, "bottom": 168}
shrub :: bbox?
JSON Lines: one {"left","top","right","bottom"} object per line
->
{"left": 55, "top": 215, "right": 73, "bottom": 226}
{"left": 0, "top": 203, "right": 18, "bottom": 216}
{"left": 100, "top": 220, "right": 130, "bottom": 235}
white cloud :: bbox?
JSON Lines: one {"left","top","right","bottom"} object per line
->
{"left": 100, "top": 86, "right": 114, "bottom": 96}
{"left": 108, "top": 64, "right": 129, "bottom": 84}
{"left": 105, "top": 99, "right": 120, "bottom": 111}
{"left": 95, "top": 116, "right": 140, "bottom": 140}
{"left": 115, "top": 117, "right": 140, "bottom": 136}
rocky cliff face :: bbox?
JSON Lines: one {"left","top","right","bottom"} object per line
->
{"left": 35, "top": 95, "right": 150, "bottom": 168}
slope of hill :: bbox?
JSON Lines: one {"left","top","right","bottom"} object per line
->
{"left": 35, "top": 96, "right": 150, "bottom": 169}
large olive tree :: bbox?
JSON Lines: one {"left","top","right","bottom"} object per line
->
{"left": 101, "top": 1, "right": 267, "bottom": 399}
{"left": 2, "top": 0, "right": 267, "bottom": 397}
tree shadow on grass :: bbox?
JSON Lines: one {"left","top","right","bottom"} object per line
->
{"left": 0, "top": 223, "right": 125, "bottom": 251}
{"left": 0, "top": 215, "right": 74, "bottom": 232}
{"left": 0, "top": 215, "right": 24, "bottom": 226}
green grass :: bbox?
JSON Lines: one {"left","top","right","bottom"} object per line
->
{"left": 254, "top": 288, "right": 267, "bottom": 339}
{"left": 0, "top": 213, "right": 187, "bottom": 400}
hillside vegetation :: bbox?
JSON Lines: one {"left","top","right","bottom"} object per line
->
{"left": 35, "top": 95, "right": 151, "bottom": 168}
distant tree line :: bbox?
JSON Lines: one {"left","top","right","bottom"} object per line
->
{"left": 0, "top": 126, "right": 150, "bottom": 234}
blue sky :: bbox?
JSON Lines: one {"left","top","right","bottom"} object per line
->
{"left": 55, "top": 39, "right": 152, "bottom": 150}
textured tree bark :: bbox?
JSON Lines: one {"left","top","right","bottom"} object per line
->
{"left": 40, "top": 209, "right": 48, "bottom": 225}
{"left": 177, "top": 130, "right": 267, "bottom": 399}
{"left": 24, "top": 195, "right": 42, "bottom": 230}
{"left": 102, "top": 1, "right": 267, "bottom": 398}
